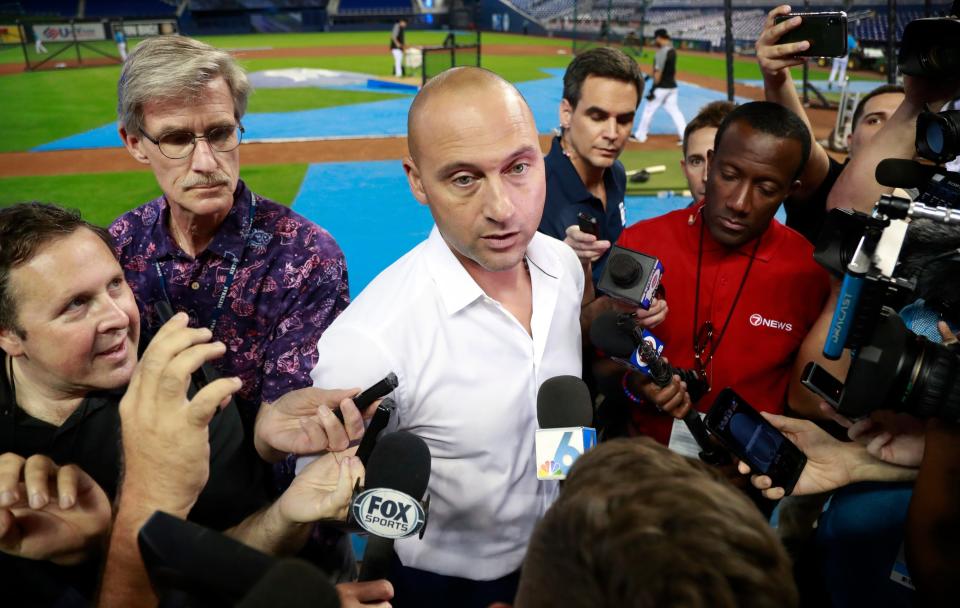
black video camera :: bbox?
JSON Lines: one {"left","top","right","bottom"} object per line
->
{"left": 815, "top": 202, "right": 960, "bottom": 420}
{"left": 811, "top": 6, "right": 960, "bottom": 419}
{"left": 812, "top": 107, "right": 960, "bottom": 420}
{"left": 899, "top": 4, "right": 960, "bottom": 164}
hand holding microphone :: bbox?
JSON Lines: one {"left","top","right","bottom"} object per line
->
{"left": 591, "top": 311, "right": 729, "bottom": 464}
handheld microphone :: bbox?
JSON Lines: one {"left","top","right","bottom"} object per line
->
{"left": 590, "top": 311, "right": 727, "bottom": 464}
{"left": 355, "top": 431, "right": 432, "bottom": 582}
{"left": 535, "top": 376, "right": 597, "bottom": 480}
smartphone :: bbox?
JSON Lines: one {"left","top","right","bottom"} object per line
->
{"left": 154, "top": 301, "right": 220, "bottom": 400}
{"left": 577, "top": 212, "right": 600, "bottom": 238}
{"left": 333, "top": 372, "right": 398, "bottom": 424}
{"left": 355, "top": 397, "right": 396, "bottom": 465}
{"left": 704, "top": 388, "right": 806, "bottom": 495}
{"left": 800, "top": 362, "right": 844, "bottom": 409}
{"left": 774, "top": 11, "right": 848, "bottom": 58}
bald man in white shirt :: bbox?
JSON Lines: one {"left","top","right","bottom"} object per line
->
{"left": 300, "top": 67, "right": 584, "bottom": 607}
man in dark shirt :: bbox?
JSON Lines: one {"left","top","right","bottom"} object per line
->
{"left": 539, "top": 47, "right": 643, "bottom": 285}
{"left": 757, "top": 6, "right": 905, "bottom": 244}
{"left": 632, "top": 28, "right": 686, "bottom": 144}
{"left": 390, "top": 18, "right": 407, "bottom": 77}
{"left": 0, "top": 203, "right": 381, "bottom": 605}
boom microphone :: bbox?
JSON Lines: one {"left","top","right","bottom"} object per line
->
{"left": 534, "top": 376, "right": 597, "bottom": 480}
{"left": 356, "top": 431, "right": 431, "bottom": 582}
{"left": 876, "top": 158, "right": 938, "bottom": 189}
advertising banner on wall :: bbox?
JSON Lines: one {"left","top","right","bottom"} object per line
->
{"left": 33, "top": 22, "right": 107, "bottom": 42}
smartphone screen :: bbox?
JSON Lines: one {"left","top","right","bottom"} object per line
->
{"left": 705, "top": 388, "right": 806, "bottom": 494}
{"left": 801, "top": 362, "right": 844, "bottom": 408}
{"left": 774, "top": 12, "right": 848, "bottom": 58}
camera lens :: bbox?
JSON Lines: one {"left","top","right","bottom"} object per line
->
{"left": 917, "top": 110, "right": 960, "bottom": 164}
{"left": 608, "top": 254, "right": 641, "bottom": 288}
{"left": 925, "top": 122, "right": 945, "bottom": 155}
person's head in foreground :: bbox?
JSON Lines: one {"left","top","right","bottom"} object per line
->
{"left": 0, "top": 203, "right": 139, "bottom": 395}
{"left": 505, "top": 437, "right": 798, "bottom": 608}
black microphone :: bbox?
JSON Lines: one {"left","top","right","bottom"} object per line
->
{"left": 138, "top": 511, "right": 338, "bottom": 607}
{"left": 534, "top": 376, "right": 597, "bottom": 480}
{"left": 237, "top": 559, "right": 341, "bottom": 608}
{"left": 590, "top": 312, "right": 728, "bottom": 464}
{"left": 875, "top": 158, "right": 938, "bottom": 189}
{"left": 536, "top": 375, "right": 593, "bottom": 429}
{"left": 356, "top": 431, "right": 432, "bottom": 582}
{"left": 590, "top": 311, "right": 704, "bottom": 398}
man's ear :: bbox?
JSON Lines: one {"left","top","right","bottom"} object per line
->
{"left": 788, "top": 178, "right": 802, "bottom": 198}
{"left": 402, "top": 156, "right": 429, "bottom": 206}
{"left": 559, "top": 98, "right": 573, "bottom": 130}
{"left": 119, "top": 125, "right": 151, "bottom": 165}
{"left": 0, "top": 326, "right": 25, "bottom": 358}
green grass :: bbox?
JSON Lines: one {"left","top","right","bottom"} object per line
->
{"left": 0, "top": 164, "right": 307, "bottom": 226}
{"left": 0, "top": 65, "right": 122, "bottom": 153}
{"left": 674, "top": 51, "right": 880, "bottom": 83}
{"left": 0, "top": 48, "right": 566, "bottom": 152}
{"left": 248, "top": 88, "right": 406, "bottom": 113}
{"left": 0, "top": 32, "right": 566, "bottom": 65}
{"left": 620, "top": 149, "right": 689, "bottom": 194}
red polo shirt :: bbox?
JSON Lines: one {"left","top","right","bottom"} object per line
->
{"left": 616, "top": 202, "right": 830, "bottom": 445}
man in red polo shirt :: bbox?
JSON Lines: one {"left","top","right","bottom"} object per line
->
{"left": 612, "top": 101, "right": 830, "bottom": 448}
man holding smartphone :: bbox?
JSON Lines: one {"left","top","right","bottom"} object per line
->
{"left": 539, "top": 47, "right": 643, "bottom": 286}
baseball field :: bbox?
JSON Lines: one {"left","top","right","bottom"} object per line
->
{"left": 0, "top": 30, "right": 881, "bottom": 292}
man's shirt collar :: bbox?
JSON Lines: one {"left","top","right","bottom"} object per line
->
{"left": 424, "top": 227, "right": 561, "bottom": 316}
{"left": 153, "top": 179, "right": 253, "bottom": 261}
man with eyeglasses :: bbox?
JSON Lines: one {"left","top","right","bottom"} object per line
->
{"left": 604, "top": 102, "right": 829, "bottom": 458}
{"left": 110, "top": 36, "right": 350, "bottom": 436}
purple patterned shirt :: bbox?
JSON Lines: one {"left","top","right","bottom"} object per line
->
{"left": 110, "top": 180, "right": 350, "bottom": 426}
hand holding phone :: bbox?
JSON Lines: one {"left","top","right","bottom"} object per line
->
{"left": 154, "top": 301, "right": 220, "bottom": 401}
{"left": 705, "top": 388, "right": 806, "bottom": 495}
{"left": 577, "top": 212, "right": 600, "bottom": 238}
{"left": 774, "top": 11, "right": 848, "bottom": 58}
{"left": 333, "top": 372, "right": 398, "bottom": 424}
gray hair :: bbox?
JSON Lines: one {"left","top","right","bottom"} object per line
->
{"left": 117, "top": 35, "right": 251, "bottom": 134}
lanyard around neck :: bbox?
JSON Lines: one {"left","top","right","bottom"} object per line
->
{"left": 154, "top": 190, "right": 257, "bottom": 334}
{"left": 691, "top": 216, "right": 762, "bottom": 368}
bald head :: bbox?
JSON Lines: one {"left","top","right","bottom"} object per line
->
{"left": 407, "top": 67, "right": 534, "bottom": 161}
{"left": 400, "top": 66, "right": 546, "bottom": 279}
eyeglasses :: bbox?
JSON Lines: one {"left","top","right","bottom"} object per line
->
{"left": 140, "top": 124, "right": 244, "bottom": 160}
{"left": 693, "top": 320, "right": 714, "bottom": 391}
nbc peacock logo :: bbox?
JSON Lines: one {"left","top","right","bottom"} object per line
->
{"left": 538, "top": 460, "right": 562, "bottom": 478}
